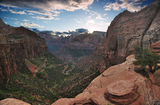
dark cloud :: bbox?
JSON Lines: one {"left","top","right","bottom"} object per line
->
{"left": 0, "top": 0, "right": 94, "bottom": 11}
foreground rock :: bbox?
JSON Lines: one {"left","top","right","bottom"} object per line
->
{"left": 52, "top": 55, "right": 160, "bottom": 105}
{"left": 0, "top": 98, "right": 30, "bottom": 105}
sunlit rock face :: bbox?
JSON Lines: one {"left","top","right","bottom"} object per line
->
{"left": 90, "top": 0, "right": 160, "bottom": 73}
{"left": 0, "top": 98, "right": 30, "bottom": 105}
{"left": 52, "top": 55, "right": 160, "bottom": 105}
{"left": 0, "top": 19, "right": 48, "bottom": 83}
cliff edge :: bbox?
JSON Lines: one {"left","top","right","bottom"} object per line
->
{"left": 52, "top": 55, "right": 160, "bottom": 105}
{"left": 92, "top": 0, "right": 160, "bottom": 73}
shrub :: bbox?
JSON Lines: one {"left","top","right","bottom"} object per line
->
{"left": 134, "top": 47, "right": 160, "bottom": 81}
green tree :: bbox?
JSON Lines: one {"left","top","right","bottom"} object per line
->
{"left": 134, "top": 47, "right": 160, "bottom": 82}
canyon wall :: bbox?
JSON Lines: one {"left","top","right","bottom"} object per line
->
{"left": 92, "top": 0, "right": 160, "bottom": 73}
{"left": 0, "top": 19, "right": 48, "bottom": 83}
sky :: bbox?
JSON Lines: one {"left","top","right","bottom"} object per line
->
{"left": 0, "top": 0, "right": 154, "bottom": 33}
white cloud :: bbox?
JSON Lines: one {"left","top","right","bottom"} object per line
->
{"left": 32, "top": 16, "right": 55, "bottom": 20}
{"left": 84, "top": 17, "right": 110, "bottom": 32}
{"left": 8, "top": 9, "right": 26, "bottom": 14}
{"left": 21, "top": 22, "right": 44, "bottom": 28}
{"left": 104, "top": 0, "right": 146, "bottom": 12}
{"left": 75, "top": 10, "right": 110, "bottom": 32}
{"left": 26, "top": 10, "right": 60, "bottom": 20}
{"left": 23, "top": 19, "right": 30, "bottom": 22}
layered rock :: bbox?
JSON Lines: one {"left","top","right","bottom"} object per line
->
{"left": 92, "top": 0, "right": 160, "bottom": 73}
{"left": 52, "top": 55, "right": 160, "bottom": 105}
{"left": 0, "top": 19, "right": 48, "bottom": 83}
{"left": 152, "top": 41, "right": 160, "bottom": 55}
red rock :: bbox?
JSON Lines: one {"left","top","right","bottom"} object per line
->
{"left": 0, "top": 98, "right": 30, "bottom": 105}
{"left": 90, "top": 0, "right": 160, "bottom": 73}
{"left": 52, "top": 55, "right": 160, "bottom": 105}
{"left": 0, "top": 19, "right": 48, "bottom": 83}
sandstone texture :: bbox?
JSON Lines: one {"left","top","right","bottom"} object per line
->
{"left": 52, "top": 55, "right": 160, "bottom": 105}
{"left": 91, "top": 0, "right": 160, "bottom": 73}
{"left": 0, "top": 19, "right": 48, "bottom": 83}
{"left": 0, "top": 98, "right": 30, "bottom": 105}
{"left": 152, "top": 41, "right": 160, "bottom": 55}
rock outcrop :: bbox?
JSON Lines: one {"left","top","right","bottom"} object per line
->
{"left": 152, "top": 41, "right": 160, "bottom": 55}
{"left": 0, "top": 19, "right": 48, "bottom": 83}
{"left": 0, "top": 98, "right": 30, "bottom": 105}
{"left": 92, "top": 0, "right": 160, "bottom": 73}
{"left": 52, "top": 55, "right": 160, "bottom": 105}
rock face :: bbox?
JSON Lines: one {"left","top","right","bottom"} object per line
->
{"left": 92, "top": 0, "right": 160, "bottom": 73}
{"left": 152, "top": 41, "right": 160, "bottom": 55}
{"left": 0, "top": 19, "right": 48, "bottom": 83}
{"left": 52, "top": 55, "right": 160, "bottom": 105}
{"left": 0, "top": 98, "right": 30, "bottom": 105}
{"left": 39, "top": 32, "right": 105, "bottom": 63}
{"left": 55, "top": 34, "right": 104, "bottom": 63}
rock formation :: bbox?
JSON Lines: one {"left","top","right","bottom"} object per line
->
{"left": 38, "top": 32, "right": 105, "bottom": 63}
{"left": 0, "top": 98, "right": 30, "bottom": 105}
{"left": 152, "top": 41, "right": 160, "bottom": 55}
{"left": 55, "top": 34, "right": 104, "bottom": 63}
{"left": 91, "top": 0, "right": 160, "bottom": 73}
{"left": 0, "top": 19, "right": 48, "bottom": 83}
{"left": 52, "top": 55, "right": 160, "bottom": 105}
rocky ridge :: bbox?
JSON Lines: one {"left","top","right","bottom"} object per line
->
{"left": 52, "top": 55, "right": 160, "bottom": 105}
{"left": 0, "top": 19, "right": 48, "bottom": 83}
{"left": 90, "top": 0, "right": 160, "bottom": 73}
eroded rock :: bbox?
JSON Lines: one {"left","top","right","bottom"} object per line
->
{"left": 52, "top": 55, "right": 160, "bottom": 105}
{"left": 0, "top": 98, "right": 30, "bottom": 105}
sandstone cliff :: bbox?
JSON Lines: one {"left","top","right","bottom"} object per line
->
{"left": 52, "top": 55, "right": 160, "bottom": 105}
{"left": 0, "top": 19, "right": 48, "bottom": 83}
{"left": 91, "top": 0, "right": 160, "bottom": 73}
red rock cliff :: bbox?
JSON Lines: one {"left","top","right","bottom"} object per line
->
{"left": 91, "top": 0, "right": 160, "bottom": 73}
{"left": 52, "top": 55, "right": 160, "bottom": 105}
{"left": 0, "top": 19, "right": 48, "bottom": 83}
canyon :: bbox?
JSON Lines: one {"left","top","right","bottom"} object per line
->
{"left": 0, "top": 0, "right": 160, "bottom": 105}
{"left": 0, "top": 20, "right": 48, "bottom": 83}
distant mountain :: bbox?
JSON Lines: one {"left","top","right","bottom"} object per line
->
{"left": 54, "top": 33, "right": 105, "bottom": 63}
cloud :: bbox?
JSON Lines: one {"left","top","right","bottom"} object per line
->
{"left": 0, "top": 7, "right": 26, "bottom": 14}
{"left": 84, "top": 17, "right": 110, "bottom": 32}
{"left": 20, "top": 22, "right": 44, "bottom": 28}
{"left": 0, "top": 0, "right": 94, "bottom": 11}
{"left": 32, "top": 16, "right": 55, "bottom": 20}
{"left": 23, "top": 19, "right": 30, "bottom": 22}
{"left": 26, "top": 10, "right": 60, "bottom": 20}
{"left": 104, "top": 0, "right": 146, "bottom": 12}
{"left": 8, "top": 9, "right": 26, "bottom": 14}
{"left": 75, "top": 10, "right": 110, "bottom": 32}
{"left": 87, "top": 10, "right": 106, "bottom": 21}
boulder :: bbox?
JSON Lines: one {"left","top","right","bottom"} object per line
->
{"left": 0, "top": 98, "right": 30, "bottom": 105}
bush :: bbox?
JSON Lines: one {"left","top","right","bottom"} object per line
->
{"left": 134, "top": 47, "right": 160, "bottom": 73}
